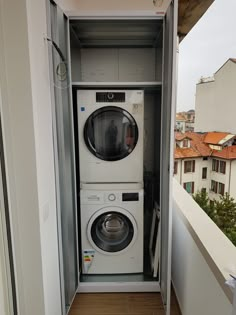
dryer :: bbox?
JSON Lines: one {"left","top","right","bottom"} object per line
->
{"left": 80, "top": 187, "right": 143, "bottom": 274}
{"left": 77, "top": 90, "right": 144, "bottom": 183}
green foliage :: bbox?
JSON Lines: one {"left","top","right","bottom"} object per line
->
{"left": 193, "top": 191, "right": 236, "bottom": 246}
{"left": 193, "top": 190, "right": 215, "bottom": 219}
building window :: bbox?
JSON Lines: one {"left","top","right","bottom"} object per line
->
{"left": 202, "top": 167, "right": 207, "bottom": 179}
{"left": 211, "top": 180, "right": 218, "bottom": 193}
{"left": 184, "top": 160, "right": 195, "bottom": 173}
{"left": 218, "top": 182, "right": 225, "bottom": 196}
{"left": 174, "top": 161, "right": 178, "bottom": 175}
{"left": 203, "top": 157, "right": 208, "bottom": 161}
{"left": 183, "top": 182, "right": 194, "bottom": 194}
{"left": 183, "top": 139, "right": 188, "bottom": 148}
{"left": 201, "top": 188, "right": 207, "bottom": 193}
{"left": 212, "top": 159, "right": 226, "bottom": 174}
{"left": 212, "top": 159, "right": 219, "bottom": 172}
{"left": 219, "top": 161, "right": 226, "bottom": 174}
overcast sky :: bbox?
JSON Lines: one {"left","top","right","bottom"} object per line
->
{"left": 177, "top": 0, "right": 236, "bottom": 111}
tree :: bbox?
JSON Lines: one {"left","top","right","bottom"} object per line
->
{"left": 193, "top": 191, "right": 236, "bottom": 246}
{"left": 193, "top": 190, "right": 215, "bottom": 219}
{"left": 213, "top": 193, "right": 236, "bottom": 245}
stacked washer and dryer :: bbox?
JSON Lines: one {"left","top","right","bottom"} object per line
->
{"left": 77, "top": 90, "right": 144, "bottom": 274}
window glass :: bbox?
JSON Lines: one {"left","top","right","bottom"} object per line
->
{"left": 184, "top": 182, "right": 194, "bottom": 194}
{"left": 219, "top": 161, "right": 226, "bottom": 174}
{"left": 174, "top": 161, "right": 178, "bottom": 174}
{"left": 184, "top": 160, "right": 195, "bottom": 173}
{"left": 212, "top": 159, "right": 219, "bottom": 172}
{"left": 218, "top": 182, "right": 225, "bottom": 196}
{"left": 84, "top": 106, "right": 138, "bottom": 161}
{"left": 202, "top": 167, "right": 207, "bottom": 179}
{"left": 90, "top": 212, "right": 134, "bottom": 252}
{"left": 211, "top": 180, "right": 217, "bottom": 193}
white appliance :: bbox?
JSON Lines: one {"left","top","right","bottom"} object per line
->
{"left": 80, "top": 187, "right": 143, "bottom": 274}
{"left": 77, "top": 90, "right": 144, "bottom": 183}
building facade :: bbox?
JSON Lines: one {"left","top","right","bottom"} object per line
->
{"left": 174, "top": 132, "right": 236, "bottom": 201}
{"left": 195, "top": 58, "right": 236, "bottom": 134}
{"left": 175, "top": 110, "right": 195, "bottom": 132}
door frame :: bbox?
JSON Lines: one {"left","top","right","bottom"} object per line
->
{"left": 46, "top": 1, "right": 80, "bottom": 314}
{"left": 159, "top": 0, "right": 178, "bottom": 314}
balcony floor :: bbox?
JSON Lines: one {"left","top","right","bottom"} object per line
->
{"left": 69, "top": 292, "right": 181, "bottom": 315}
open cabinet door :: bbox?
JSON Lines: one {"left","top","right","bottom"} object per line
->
{"left": 160, "top": 1, "right": 178, "bottom": 314}
{"left": 0, "top": 116, "right": 17, "bottom": 315}
{"left": 46, "top": 1, "right": 79, "bottom": 314}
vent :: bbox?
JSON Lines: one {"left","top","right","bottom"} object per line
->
{"left": 96, "top": 92, "right": 125, "bottom": 103}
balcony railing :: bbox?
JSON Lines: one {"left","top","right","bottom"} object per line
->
{"left": 172, "top": 179, "right": 236, "bottom": 315}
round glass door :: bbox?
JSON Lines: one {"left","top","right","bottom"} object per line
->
{"left": 90, "top": 211, "right": 135, "bottom": 253}
{"left": 84, "top": 106, "right": 139, "bottom": 161}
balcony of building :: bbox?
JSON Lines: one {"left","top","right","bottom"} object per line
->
{"left": 172, "top": 179, "right": 236, "bottom": 315}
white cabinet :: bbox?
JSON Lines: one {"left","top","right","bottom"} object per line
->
{"left": 47, "top": 2, "right": 177, "bottom": 315}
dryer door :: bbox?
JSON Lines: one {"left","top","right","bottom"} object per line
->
{"left": 87, "top": 207, "right": 138, "bottom": 254}
{"left": 84, "top": 106, "right": 138, "bottom": 161}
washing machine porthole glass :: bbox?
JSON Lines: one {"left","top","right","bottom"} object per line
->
{"left": 90, "top": 211, "right": 134, "bottom": 252}
{"left": 84, "top": 106, "right": 139, "bottom": 161}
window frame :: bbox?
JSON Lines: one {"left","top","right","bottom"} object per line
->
{"left": 219, "top": 160, "right": 226, "bottom": 174}
{"left": 174, "top": 161, "right": 178, "bottom": 175}
{"left": 184, "top": 160, "right": 195, "bottom": 173}
{"left": 211, "top": 180, "right": 218, "bottom": 193}
{"left": 218, "top": 182, "right": 225, "bottom": 196}
{"left": 183, "top": 181, "right": 195, "bottom": 194}
{"left": 182, "top": 139, "right": 188, "bottom": 148}
{"left": 212, "top": 159, "right": 219, "bottom": 172}
{"left": 202, "top": 167, "right": 207, "bottom": 179}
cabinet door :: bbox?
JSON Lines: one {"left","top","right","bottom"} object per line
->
{"left": 0, "top": 118, "right": 16, "bottom": 315}
{"left": 160, "top": 1, "right": 178, "bottom": 314}
{"left": 47, "top": 1, "right": 79, "bottom": 314}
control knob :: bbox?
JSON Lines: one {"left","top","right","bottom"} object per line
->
{"left": 108, "top": 193, "right": 116, "bottom": 201}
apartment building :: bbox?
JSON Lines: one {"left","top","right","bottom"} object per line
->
{"left": 175, "top": 110, "right": 195, "bottom": 132}
{"left": 195, "top": 58, "right": 236, "bottom": 134}
{"left": 174, "top": 131, "right": 236, "bottom": 200}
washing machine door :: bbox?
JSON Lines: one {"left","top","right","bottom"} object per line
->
{"left": 87, "top": 207, "right": 138, "bottom": 254}
{"left": 84, "top": 106, "right": 138, "bottom": 161}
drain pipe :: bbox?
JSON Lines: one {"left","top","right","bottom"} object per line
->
{"left": 180, "top": 159, "right": 183, "bottom": 185}
{"left": 228, "top": 160, "right": 232, "bottom": 195}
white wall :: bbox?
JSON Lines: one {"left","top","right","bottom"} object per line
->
{"left": 0, "top": 0, "right": 61, "bottom": 314}
{"left": 229, "top": 160, "right": 236, "bottom": 200}
{"left": 172, "top": 180, "right": 233, "bottom": 315}
{"left": 175, "top": 157, "right": 211, "bottom": 194}
{"left": 195, "top": 60, "right": 236, "bottom": 134}
{"left": 209, "top": 159, "right": 230, "bottom": 201}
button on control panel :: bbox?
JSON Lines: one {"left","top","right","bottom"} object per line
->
{"left": 108, "top": 193, "right": 116, "bottom": 201}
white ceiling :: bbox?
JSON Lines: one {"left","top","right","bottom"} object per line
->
{"left": 55, "top": 0, "right": 172, "bottom": 16}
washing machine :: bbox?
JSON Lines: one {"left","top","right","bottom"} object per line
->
{"left": 80, "top": 187, "right": 143, "bottom": 274}
{"left": 77, "top": 90, "right": 144, "bottom": 183}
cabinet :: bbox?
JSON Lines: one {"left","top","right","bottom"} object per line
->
{"left": 47, "top": 1, "right": 177, "bottom": 315}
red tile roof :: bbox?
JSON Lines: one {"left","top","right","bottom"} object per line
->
{"left": 174, "top": 132, "right": 236, "bottom": 160}
{"left": 203, "top": 132, "right": 232, "bottom": 145}
{"left": 175, "top": 132, "right": 191, "bottom": 141}
{"left": 175, "top": 132, "right": 211, "bottom": 159}
{"left": 212, "top": 146, "right": 236, "bottom": 160}
{"left": 175, "top": 147, "right": 201, "bottom": 159}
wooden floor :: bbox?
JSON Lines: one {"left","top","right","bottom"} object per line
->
{"left": 69, "top": 293, "right": 181, "bottom": 315}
